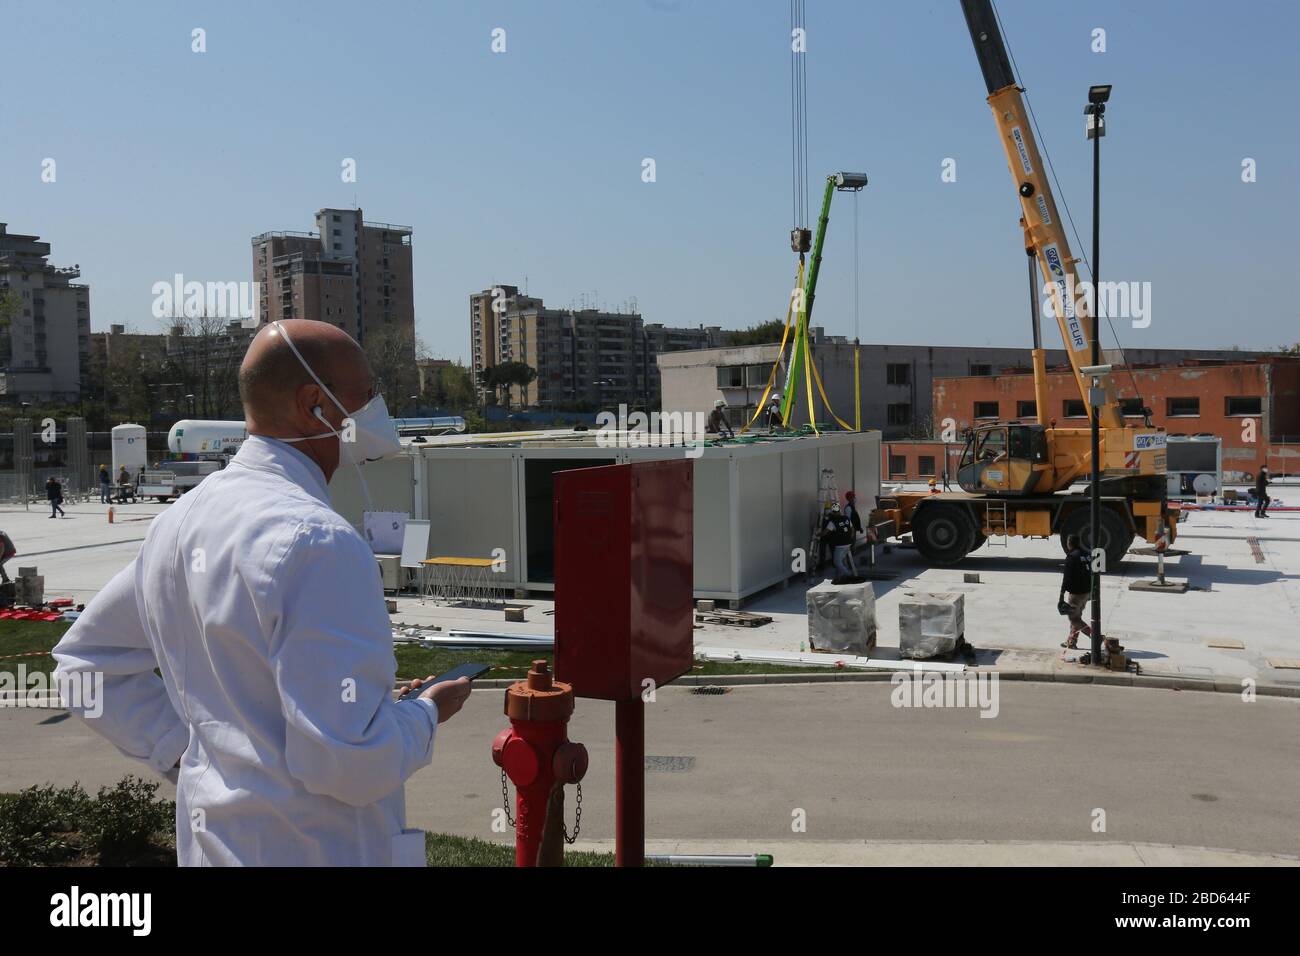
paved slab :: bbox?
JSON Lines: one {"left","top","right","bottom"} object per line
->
{"left": 571, "top": 839, "right": 1298, "bottom": 867}
{"left": 5, "top": 681, "right": 1299, "bottom": 861}
{"left": 5, "top": 494, "right": 1297, "bottom": 689}
{"left": 0, "top": 499, "right": 169, "bottom": 601}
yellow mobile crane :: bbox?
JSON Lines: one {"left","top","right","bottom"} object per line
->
{"left": 872, "top": 0, "right": 1180, "bottom": 569}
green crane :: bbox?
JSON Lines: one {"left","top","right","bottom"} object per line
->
{"left": 779, "top": 171, "right": 868, "bottom": 425}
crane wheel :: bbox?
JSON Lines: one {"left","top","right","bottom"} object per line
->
{"left": 914, "top": 503, "right": 977, "bottom": 565}
{"left": 1059, "top": 507, "right": 1133, "bottom": 570}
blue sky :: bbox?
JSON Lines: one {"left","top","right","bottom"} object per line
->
{"left": 4, "top": 0, "right": 1297, "bottom": 361}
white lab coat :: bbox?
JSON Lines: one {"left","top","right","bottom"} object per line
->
{"left": 53, "top": 435, "right": 438, "bottom": 866}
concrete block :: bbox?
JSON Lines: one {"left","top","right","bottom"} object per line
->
{"left": 1128, "top": 579, "right": 1190, "bottom": 593}
{"left": 806, "top": 579, "right": 877, "bottom": 656}
{"left": 696, "top": 600, "right": 715, "bottom": 612}
{"left": 963, "top": 573, "right": 981, "bottom": 584}
{"left": 898, "top": 591, "right": 964, "bottom": 660}
{"left": 15, "top": 575, "right": 43, "bottom": 606}
{"left": 17, "top": 567, "right": 37, "bottom": 579}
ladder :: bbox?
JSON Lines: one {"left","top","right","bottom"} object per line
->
{"left": 984, "top": 499, "right": 1010, "bottom": 547}
{"left": 818, "top": 467, "right": 839, "bottom": 510}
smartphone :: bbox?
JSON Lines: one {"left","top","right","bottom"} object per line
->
{"left": 399, "top": 662, "right": 491, "bottom": 700}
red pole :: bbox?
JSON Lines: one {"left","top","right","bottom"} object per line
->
{"left": 615, "top": 697, "right": 644, "bottom": 867}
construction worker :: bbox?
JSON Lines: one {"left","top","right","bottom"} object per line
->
{"left": 1254, "top": 467, "right": 1271, "bottom": 518}
{"left": 928, "top": 478, "right": 940, "bottom": 495}
{"left": 99, "top": 464, "right": 112, "bottom": 504}
{"left": 0, "top": 529, "right": 15, "bottom": 585}
{"left": 843, "top": 490, "right": 864, "bottom": 537}
{"left": 706, "top": 399, "right": 734, "bottom": 438}
{"left": 822, "top": 502, "right": 857, "bottom": 579}
{"left": 117, "top": 468, "right": 135, "bottom": 503}
{"left": 1060, "top": 534, "right": 1093, "bottom": 649}
{"left": 764, "top": 395, "right": 783, "bottom": 431}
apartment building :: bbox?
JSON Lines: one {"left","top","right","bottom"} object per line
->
{"left": 251, "top": 208, "right": 414, "bottom": 345}
{"left": 469, "top": 285, "right": 726, "bottom": 408}
{"left": 0, "top": 223, "right": 90, "bottom": 402}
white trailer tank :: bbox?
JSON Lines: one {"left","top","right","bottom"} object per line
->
{"left": 168, "top": 420, "right": 248, "bottom": 457}
{"left": 111, "top": 424, "right": 148, "bottom": 475}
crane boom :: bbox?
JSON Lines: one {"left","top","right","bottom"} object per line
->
{"left": 779, "top": 172, "right": 869, "bottom": 424}
{"left": 959, "top": 0, "right": 1123, "bottom": 430}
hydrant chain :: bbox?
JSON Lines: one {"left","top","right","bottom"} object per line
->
{"left": 563, "top": 782, "right": 582, "bottom": 844}
{"left": 500, "top": 768, "right": 516, "bottom": 829}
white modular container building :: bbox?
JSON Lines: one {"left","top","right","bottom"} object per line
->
{"left": 329, "top": 429, "right": 881, "bottom": 605}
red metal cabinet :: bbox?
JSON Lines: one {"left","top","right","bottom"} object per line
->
{"left": 554, "top": 459, "right": 694, "bottom": 701}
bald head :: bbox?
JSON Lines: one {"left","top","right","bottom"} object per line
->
{"left": 240, "top": 320, "right": 376, "bottom": 482}
{"left": 240, "top": 320, "right": 366, "bottom": 427}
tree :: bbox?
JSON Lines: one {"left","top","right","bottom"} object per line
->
{"left": 905, "top": 412, "right": 937, "bottom": 441}
{"left": 162, "top": 314, "right": 244, "bottom": 420}
{"left": 438, "top": 362, "right": 477, "bottom": 413}
{"left": 726, "top": 319, "right": 787, "bottom": 347}
{"left": 0, "top": 287, "right": 20, "bottom": 325}
{"left": 479, "top": 361, "right": 537, "bottom": 410}
{"left": 0, "top": 287, "right": 20, "bottom": 366}
{"left": 362, "top": 323, "right": 421, "bottom": 413}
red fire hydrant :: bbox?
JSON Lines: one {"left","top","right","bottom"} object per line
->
{"left": 492, "top": 660, "right": 588, "bottom": 867}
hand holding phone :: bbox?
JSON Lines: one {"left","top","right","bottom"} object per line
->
{"left": 400, "top": 663, "right": 489, "bottom": 723}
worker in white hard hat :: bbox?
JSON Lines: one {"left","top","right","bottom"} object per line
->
{"left": 821, "top": 501, "right": 857, "bottom": 579}
{"left": 706, "top": 398, "right": 734, "bottom": 438}
{"left": 764, "top": 394, "right": 784, "bottom": 431}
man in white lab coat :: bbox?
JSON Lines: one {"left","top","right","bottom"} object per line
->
{"left": 53, "top": 320, "right": 472, "bottom": 866}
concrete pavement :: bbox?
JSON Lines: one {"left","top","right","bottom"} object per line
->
{"left": 571, "top": 839, "right": 1298, "bottom": 866}
{"left": 5, "top": 680, "right": 1298, "bottom": 864}
{"left": 5, "top": 490, "right": 1297, "bottom": 689}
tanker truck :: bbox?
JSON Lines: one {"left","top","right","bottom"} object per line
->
{"left": 137, "top": 420, "right": 248, "bottom": 502}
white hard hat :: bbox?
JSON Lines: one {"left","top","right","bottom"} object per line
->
{"left": 714, "top": 399, "right": 726, "bottom": 408}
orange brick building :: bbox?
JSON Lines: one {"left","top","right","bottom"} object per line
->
{"left": 882, "top": 358, "right": 1299, "bottom": 482}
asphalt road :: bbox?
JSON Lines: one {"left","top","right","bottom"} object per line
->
{"left": 4, "top": 680, "right": 1298, "bottom": 859}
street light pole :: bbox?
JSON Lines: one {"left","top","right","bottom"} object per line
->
{"left": 1086, "top": 84, "right": 1111, "bottom": 667}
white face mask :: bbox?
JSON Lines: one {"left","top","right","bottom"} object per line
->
{"left": 272, "top": 321, "right": 402, "bottom": 466}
